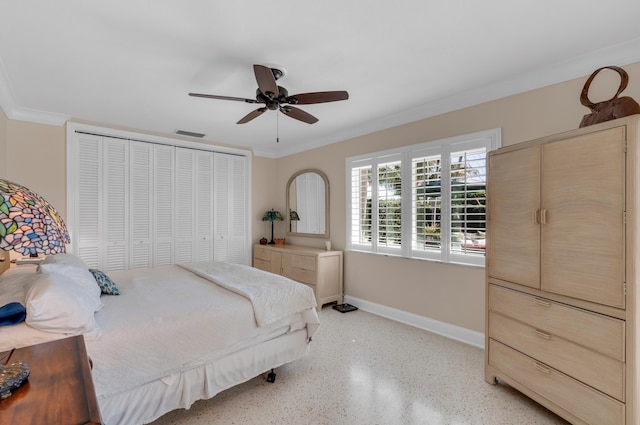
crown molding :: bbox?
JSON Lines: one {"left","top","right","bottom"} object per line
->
{"left": 266, "top": 37, "right": 640, "bottom": 158}
{"left": 3, "top": 37, "right": 640, "bottom": 152}
{"left": 0, "top": 57, "right": 69, "bottom": 126}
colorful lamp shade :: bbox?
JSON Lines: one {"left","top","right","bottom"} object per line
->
{"left": 0, "top": 179, "right": 70, "bottom": 256}
{"left": 262, "top": 209, "right": 283, "bottom": 245}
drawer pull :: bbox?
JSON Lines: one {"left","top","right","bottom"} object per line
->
{"left": 534, "top": 298, "right": 551, "bottom": 307}
{"left": 534, "top": 329, "right": 551, "bottom": 340}
{"left": 534, "top": 362, "right": 551, "bottom": 374}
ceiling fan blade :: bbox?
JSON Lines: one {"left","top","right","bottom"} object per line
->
{"left": 237, "top": 107, "right": 268, "bottom": 124}
{"left": 280, "top": 106, "right": 319, "bottom": 124}
{"left": 189, "top": 93, "right": 256, "bottom": 103}
{"left": 285, "top": 90, "right": 349, "bottom": 105}
{"left": 253, "top": 65, "right": 279, "bottom": 99}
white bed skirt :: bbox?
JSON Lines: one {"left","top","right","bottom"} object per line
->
{"left": 100, "top": 328, "right": 311, "bottom": 425}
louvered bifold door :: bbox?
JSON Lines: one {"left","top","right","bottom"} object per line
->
{"left": 227, "top": 154, "right": 247, "bottom": 264}
{"left": 152, "top": 144, "right": 175, "bottom": 266}
{"left": 103, "top": 138, "right": 129, "bottom": 271}
{"left": 75, "top": 134, "right": 102, "bottom": 269}
{"left": 174, "top": 148, "right": 195, "bottom": 263}
{"left": 195, "top": 150, "right": 214, "bottom": 262}
{"left": 213, "top": 153, "right": 248, "bottom": 264}
{"left": 129, "top": 141, "right": 153, "bottom": 269}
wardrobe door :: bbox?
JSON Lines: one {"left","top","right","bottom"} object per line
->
{"left": 541, "top": 127, "right": 626, "bottom": 308}
{"left": 129, "top": 142, "right": 153, "bottom": 269}
{"left": 487, "top": 145, "right": 541, "bottom": 288}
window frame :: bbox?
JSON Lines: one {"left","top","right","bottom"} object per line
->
{"left": 346, "top": 128, "right": 501, "bottom": 266}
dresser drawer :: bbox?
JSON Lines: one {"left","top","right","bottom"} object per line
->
{"left": 282, "top": 254, "right": 317, "bottom": 285}
{"left": 287, "top": 266, "right": 317, "bottom": 286}
{"left": 253, "top": 246, "right": 271, "bottom": 261}
{"left": 489, "top": 285, "right": 624, "bottom": 361}
{"left": 253, "top": 258, "right": 271, "bottom": 272}
{"left": 288, "top": 254, "right": 316, "bottom": 271}
{"left": 489, "top": 340, "right": 624, "bottom": 425}
{"left": 489, "top": 311, "right": 625, "bottom": 401}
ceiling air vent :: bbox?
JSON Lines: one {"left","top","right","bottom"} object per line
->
{"left": 175, "top": 130, "right": 205, "bottom": 138}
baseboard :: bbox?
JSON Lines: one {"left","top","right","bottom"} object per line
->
{"left": 343, "top": 295, "right": 485, "bottom": 349}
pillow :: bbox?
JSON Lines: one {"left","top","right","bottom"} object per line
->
{"left": 39, "top": 253, "right": 88, "bottom": 270}
{"left": 0, "top": 266, "right": 39, "bottom": 306}
{"left": 38, "top": 258, "right": 101, "bottom": 302}
{"left": 24, "top": 272, "right": 102, "bottom": 339}
{"left": 88, "top": 269, "right": 120, "bottom": 295}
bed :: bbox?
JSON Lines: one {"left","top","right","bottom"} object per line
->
{"left": 0, "top": 253, "right": 320, "bottom": 425}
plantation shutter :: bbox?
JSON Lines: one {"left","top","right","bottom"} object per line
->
{"left": 376, "top": 158, "right": 402, "bottom": 253}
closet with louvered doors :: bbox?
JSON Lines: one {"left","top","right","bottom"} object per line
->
{"left": 68, "top": 126, "right": 250, "bottom": 271}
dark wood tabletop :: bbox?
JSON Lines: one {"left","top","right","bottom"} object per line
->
{"left": 0, "top": 335, "right": 101, "bottom": 425}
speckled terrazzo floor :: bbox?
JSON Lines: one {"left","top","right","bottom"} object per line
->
{"left": 150, "top": 308, "right": 570, "bottom": 425}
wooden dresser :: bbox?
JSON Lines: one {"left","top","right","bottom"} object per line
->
{"left": 253, "top": 244, "right": 343, "bottom": 308}
{"left": 485, "top": 116, "right": 640, "bottom": 425}
{"left": 0, "top": 335, "right": 101, "bottom": 425}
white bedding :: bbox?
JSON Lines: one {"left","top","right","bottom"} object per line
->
{"left": 87, "top": 264, "right": 318, "bottom": 399}
{"left": 178, "top": 261, "right": 318, "bottom": 327}
{"left": 0, "top": 260, "right": 320, "bottom": 425}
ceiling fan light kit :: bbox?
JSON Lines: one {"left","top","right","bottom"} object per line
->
{"left": 189, "top": 64, "right": 348, "bottom": 125}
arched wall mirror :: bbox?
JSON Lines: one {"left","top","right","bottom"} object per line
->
{"left": 286, "top": 169, "right": 329, "bottom": 238}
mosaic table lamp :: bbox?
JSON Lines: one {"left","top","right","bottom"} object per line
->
{"left": 262, "top": 209, "right": 283, "bottom": 245}
{"left": 0, "top": 178, "right": 70, "bottom": 257}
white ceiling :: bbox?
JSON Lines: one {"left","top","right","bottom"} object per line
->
{"left": 2, "top": 1, "right": 640, "bottom": 158}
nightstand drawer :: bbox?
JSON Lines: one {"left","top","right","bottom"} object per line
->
{"left": 489, "top": 285, "right": 624, "bottom": 361}
{"left": 489, "top": 311, "right": 624, "bottom": 401}
{"left": 489, "top": 339, "right": 624, "bottom": 425}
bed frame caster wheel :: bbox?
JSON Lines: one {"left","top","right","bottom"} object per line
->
{"left": 266, "top": 369, "right": 276, "bottom": 383}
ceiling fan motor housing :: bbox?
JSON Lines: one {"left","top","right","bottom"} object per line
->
{"left": 256, "top": 86, "right": 290, "bottom": 109}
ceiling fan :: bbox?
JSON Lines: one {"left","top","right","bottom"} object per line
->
{"left": 189, "top": 64, "right": 349, "bottom": 124}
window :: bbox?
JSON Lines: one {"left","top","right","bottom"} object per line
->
{"left": 347, "top": 129, "right": 500, "bottom": 266}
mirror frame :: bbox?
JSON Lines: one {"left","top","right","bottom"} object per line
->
{"left": 286, "top": 169, "right": 330, "bottom": 239}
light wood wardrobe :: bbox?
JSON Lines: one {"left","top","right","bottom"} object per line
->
{"left": 485, "top": 116, "right": 640, "bottom": 425}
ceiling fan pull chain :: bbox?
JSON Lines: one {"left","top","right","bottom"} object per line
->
{"left": 276, "top": 109, "right": 280, "bottom": 143}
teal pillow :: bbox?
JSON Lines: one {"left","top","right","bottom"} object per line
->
{"left": 88, "top": 269, "right": 120, "bottom": 295}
